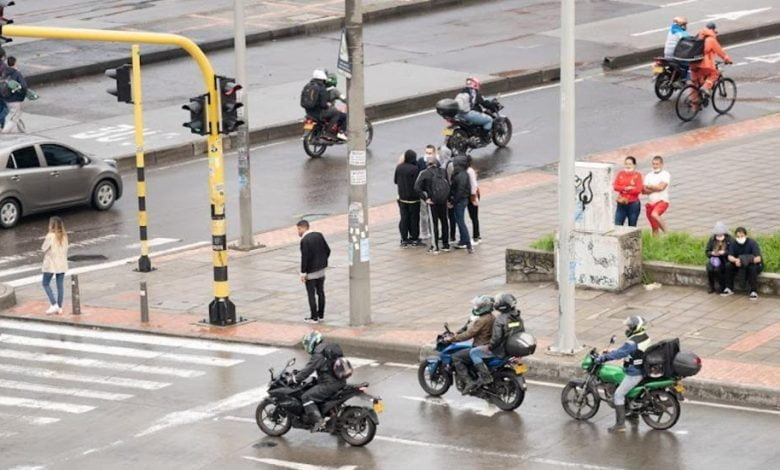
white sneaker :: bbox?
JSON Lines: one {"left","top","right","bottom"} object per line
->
{"left": 749, "top": 291, "right": 758, "bottom": 300}
{"left": 45, "top": 304, "right": 58, "bottom": 314}
{"left": 57, "top": 307, "right": 64, "bottom": 314}
{"left": 336, "top": 132, "right": 348, "bottom": 141}
{"left": 720, "top": 288, "right": 734, "bottom": 297}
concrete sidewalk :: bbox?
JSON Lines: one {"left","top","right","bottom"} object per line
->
{"left": 3, "top": 113, "right": 780, "bottom": 408}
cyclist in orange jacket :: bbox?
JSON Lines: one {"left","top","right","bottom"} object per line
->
{"left": 690, "top": 22, "right": 732, "bottom": 98}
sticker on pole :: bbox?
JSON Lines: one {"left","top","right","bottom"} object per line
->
{"left": 350, "top": 169, "right": 367, "bottom": 186}
{"left": 338, "top": 29, "right": 352, "bottom": 78}
{"left": 349, "top": 150, "right": 366, "bottom": 166}
{"left": 360, "top": 238, "right": 370, "bottom": 263}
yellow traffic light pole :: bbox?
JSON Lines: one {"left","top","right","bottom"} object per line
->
{"left": 2, "top": 25, "right": 236, "bottom": 324}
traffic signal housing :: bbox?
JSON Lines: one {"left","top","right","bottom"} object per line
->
{"left": 183, "top": 94, "right": 209, "bottom": 136}
{"left": 0, "top": 1, "right": 15, "bottom": 45}
{"left": 216, "top": 75, "right": 244, "bottom": 135}
{"left": 105, "top": 64, "right": 132, "bottom": 104}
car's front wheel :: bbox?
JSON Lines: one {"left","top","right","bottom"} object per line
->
{"left": 0, "top": 198, "right": 21, "bottom": 229}
{"left": 92, "top": 180, "right": 116, "bottom": 211}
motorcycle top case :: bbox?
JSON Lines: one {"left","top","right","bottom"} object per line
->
{"left": 643, "top": 338, "right": 680, "bottom": 378}
{"left": 436, "top": 98, "right": 460, "bottom": 118}
{"left": 505, "top": 332, "right": 537, "bottom": 358}
{"left": 672, "top": 37, "right": 705, "bottom": 62}
{"left": 672, "top": 351, "right": 702, "bottom": 377}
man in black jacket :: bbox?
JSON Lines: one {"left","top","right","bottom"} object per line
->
{"left": 722, "top": 226, "right": 763, "bottom": 299}
{"left": 394, "top": 149, "right": 421, "bottom": 247}
{"left": 450, "top": 155, "right": 473, "bottom": 253}
{"left": 297, "top": 220, "right": 331, "bottom": 322}
{"left": 296, "top": 331, "right": 347, "bottom": 431}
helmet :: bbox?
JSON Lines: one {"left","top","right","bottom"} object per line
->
{"left": 466, "top": 77, "right": 481, "bottom": 90}
{"left": 673, "top": 16, "right": 688, "bottom": 26}
{"left": 312, "top": 69, "right": 327, "bottom": 81}
{"left": 624, "top": 316, "right": 647, "bottom": 338}
{"left": 325, "top": 71, "right": 338, "bottom": 88}
{"left": 494, "top": 293, "right": 517, "bottom": 313}
{"left": 302, "top": 331, "right": 323, "bottom": 354}
{"left": 471, "top": 295, "right": 494, "bottom": 316}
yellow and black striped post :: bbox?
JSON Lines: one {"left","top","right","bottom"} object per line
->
{"left": 132, "top": 45, "right": 152, "bottom": 272}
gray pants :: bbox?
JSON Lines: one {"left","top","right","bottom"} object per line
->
{"left": 419, "top": 201, "right": 431, "bottom": 239}
{"left": 613, "top": 374, "right": 643, "bottom": 406}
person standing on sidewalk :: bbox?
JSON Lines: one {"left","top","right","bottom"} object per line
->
{"left": 465, "top": 154, "right": 481, "bottom": 245}
{"left": 613, "top": 156, "right": 644, "bottom": 227}
{"left": 418, "top": 145, "right": 438, "bottom": 241}
{"left": 297, "top": 220, "right": 331, "bottom": 323}
{"left": 722, "top": 227, "right": 763, "bottom": 300}
{"left": 395, "top": 149, "right": 421, "bottom": 247}
{"left": 705, "top": 222, "right": 731, "bottom": 294}
{"left": 450, "top": 155, "right": 473, "bottom": 253}
{"left": 414, "top": 152, "right": 451, "bottom": 254}
{"left": 643, "top": 156, "right": 671, "bottom": 235}
{"left": 41, "top": 217, "right": 68, "bottom": 315}
{"left": 1, "top": 56, "right": 28, "bottom": 134}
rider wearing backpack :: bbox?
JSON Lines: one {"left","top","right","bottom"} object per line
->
{"left": 295, "top": 331, "right": 349, "bottom": 431}
{"left": 468, "top": 293, "right": 525, "bottom": 390}
{"left": 301, "top": 69, "right": 346, "bottom": 141}
{"left": 414, "top": 153, "right": 451, "bottom": 253}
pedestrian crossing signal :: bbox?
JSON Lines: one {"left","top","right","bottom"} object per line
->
{"left": 183, "top": 94, "right": 209, "bottom": 136}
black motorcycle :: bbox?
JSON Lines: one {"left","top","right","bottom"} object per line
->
{"left": 302, "top": 100, "right": 374, "bottom": 158}
{"left": 255, "top": 358, "right": 383, "bottom": 447}
{"left": 436, "top": 97, "right": 512, "bottom": 154}
{"left": 652, "top": 57, "right": 688, "bottom": 101}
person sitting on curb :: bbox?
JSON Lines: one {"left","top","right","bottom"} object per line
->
{"left": 705, "top": 222, "right": 731, "bottom": 294}
{"left": 721, "top": 226, "right": 763, "bottom": 300}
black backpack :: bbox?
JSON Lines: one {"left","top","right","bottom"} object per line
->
{"left": 673, "top": 37, "right": 705, "bottom": 62}
{"left": 321, "top": 343, "right": 353, "bottom": 380}
{"left": 300, "top": 81, "right": 321, "bottom": 110}
{"left": 643, "top": 338, "right": 680, "bottom": 378}
{"left": 429, "top": 168, "right": 451, "bottom": 204}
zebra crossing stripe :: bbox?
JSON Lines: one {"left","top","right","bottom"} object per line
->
{"left": 0, "top": 334, "right": 243, "bottom": 367}
{"left": 0, "top": 412, "right": 59, "bottom": 425}
{"left": 0, "top": 364, "right": 170, "bottom": 390}
{"left": 0, "top": 396, "right": 95, "bottom": 414}
{"left": 0, "top": 379, "right": 133, "bottom": 401}
{"left": 0, "top": 319, "right": 277, "bottom": 356}
{"left": 0, "top": 349, "right": 205, "bottom": 378}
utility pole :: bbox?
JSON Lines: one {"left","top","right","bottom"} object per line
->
{"left": 345, "top": 0, "right": 371, "bottom": 326}
{"left": 550, "top": 0, "right": 580, "bottom": 354}
{"left": 233, "top": 0, "right": 255, "bottom": 250}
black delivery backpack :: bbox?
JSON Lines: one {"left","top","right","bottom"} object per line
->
{"left": 672, "top": 37, "right": 705, "bottom": 62}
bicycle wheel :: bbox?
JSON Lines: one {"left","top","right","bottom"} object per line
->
{"left": 712, "top": 78, "right": 737, "bottom": 115}
{"left": 675, "top": 85, "right": 701, "bottom": 122}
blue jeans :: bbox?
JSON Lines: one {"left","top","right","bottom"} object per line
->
{"left": 462, "top": 111, "right": 492, "bottom": 131}
{"left": 614, "top": 200, "right": 641, "bottom": 227}
{"left": 614, "top": 374, "right": 643, "bottom": 406}
{"left": 0, "top": 100, "right": 7, "bottom": 128}
{"left": 454, "top": 199, "right": 471, "bottom": 248}
{"left": 469, "top": 346, "right": 493, "bottom": 365}
{"left": 42, "top": 272, "right": 65, "bottom": 307}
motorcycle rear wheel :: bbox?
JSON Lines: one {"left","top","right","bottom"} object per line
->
{"left": 491, "top": 118, "right": 513, "bottom": 147}
{"left": 303, "top": 130, "right": 328, "bottom": 158}
{"left": 256, "top": 398, "right": 292, "bottom": 437}
{"left": 417, "top": 361, "right": 452, "bottom": 396}
{"left": 339, "top": 407, "right": 377, "bottom": 447}
{"left": 654, "top": 72, "right": 674, "bottom": 101}
{"left": 446, "top": 128, "right": 469, "bottom": 154}
{"left": 561, "top": 380, "right": 600, "bottom": 420}
{"left": 489, "top": 370, "right": 525, "bottom": 411}
{"left": 641, "top": 390, "right": 680, "bottom": 430}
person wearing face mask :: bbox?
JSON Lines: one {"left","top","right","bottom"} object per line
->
{"left": 613, "top": 156, "right": 644, "bottom": 227}
{"left": 642, "top": 156, "right": 671, "bottom": 235}
{"left": 722, "top": 227, "right": 763, "bottom": 299}
{"left": 705, "top": 222, "right": 732, "bottom": 294}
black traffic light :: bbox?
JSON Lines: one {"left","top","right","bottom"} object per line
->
{"left": 216, "top": 75, "right": 244, "bottom": 135}
{"left": 105, "top": 64, "right": 132, "bottom": 104}
{"left": 183, "top": 94, "right": 209, "bottom": 136}
{"left": 0, "top": 1, "right": 15, "bottom": 45}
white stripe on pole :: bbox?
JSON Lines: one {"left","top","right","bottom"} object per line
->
{"left": 0, "top": 379, "right": 133, "bottom": 401}
{"left": 0, "top": 319, "right": 276, "bottom": 356}
{"left": 0, "top": 364, "right": 170, "bottom": 390}
{"left": 0, "top": 349, "right": 205, "bottom": 378}
{"left": 0, "top": 396, "right": 95, "bottom": 414}
{"left": 0, "top": 334, "right": 243, "bottom": 367}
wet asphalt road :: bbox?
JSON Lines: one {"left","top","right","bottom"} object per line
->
{"left": 1, "top": 318, "right": 778, "bottom": 470}
{"left": 1, "top": 35, "right": 779, "bottom": 282}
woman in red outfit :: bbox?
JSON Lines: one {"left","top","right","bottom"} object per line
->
{"left": 613, "top": 156, "right": 644, "bottom": 227}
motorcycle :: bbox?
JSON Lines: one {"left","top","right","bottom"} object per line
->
{"left": 560, "top": 336, "right": 694, "bottom": 431}
{"left": 302, "top": 99, "right": 374, "bottom": 158}
{"left": 652, "top": 57, "right": 688, "bottom": 101}
{"left": 435, "top": 97, "right": 513, "bottom": 154}
{"left": 417, "top": 323, "right": 534, "bottom": 411}
{"left": 255, "top": 358, "right": 384, "bottom": 447}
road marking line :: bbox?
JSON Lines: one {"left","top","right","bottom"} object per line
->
{"left": 7, "top": 466, "right": 45, "bottom": 470}
{"left": 662, "top": 0, "right": 697, "bottom": 7}
{"left": 124, "top": 237, "right": 181, "bottom": 249}
{"left": 222, "top": 415, "right": 255, "bottom": 423}
{"left": 526, "top": 379, "right": 565, "bottom": 389}
{"left": 0, "top": 334, "right": 244, "bottom": 367}
{"left": 0, "top": 379, "right": 133, "bottom": 401}
{"left": 0, "top": 349, "right": 205, "bottom": 378}
{"left": 347, "top": 357, "right": 377, "bottom": 368}
{"left": 686, "top": 399, "right": 780, "bottom": 415}
{"left": 135, "top": 386, "right": 267, "bottom": 437}
{"left": 0, "top": 364, "right": 170, "bottom": 390}
{"left": 81, "top": 440, "right": 124, "bottom": 456}
{"left": 0, "top": 396, "right": 95, "bottom": 414}
{"left": 402, "top": 395, "right": 501, "bottom": 417}
{"left": 374, "top": 435, "right": 625, "bottom": 469}
{"left": 0, "top": 264, "right": 42, "bottom": 278}
{"left": 383, "top": 362, "right": 418, "bottom": 369}
{"left": 0, "top": 412, "right": 60, "bottom": 425}
{"left": 0, "top": 319, "right": 276, "bottom": 357}
{"left": 241, "top": 457, "right": 357, "bottom": 470}
{"left": 0, "top": 431, "right": 18, "bottom": 438}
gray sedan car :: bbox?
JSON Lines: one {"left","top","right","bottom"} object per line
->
{"left": 0, "top": 135, "right": 123, "bottom": 228}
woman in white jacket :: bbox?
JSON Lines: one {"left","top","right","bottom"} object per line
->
{"left": 41, "top": 216, "right": 69, "bottom": 314}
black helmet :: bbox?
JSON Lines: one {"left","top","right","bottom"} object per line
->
{"left": 494, "top": 293, "right": 517, "bottom": 313}
{"left": 624, "top": 316, "right": 647, "bottom": 338}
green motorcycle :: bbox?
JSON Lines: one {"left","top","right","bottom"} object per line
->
{"left": 561, "top": 336, "right": 688, "bottom": 431}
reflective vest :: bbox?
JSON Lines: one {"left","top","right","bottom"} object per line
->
{"left": 624, "top": 333, "right": 651, "bottom": 368}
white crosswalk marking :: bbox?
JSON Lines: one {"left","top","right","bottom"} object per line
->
{"left": 0, "top": 349, "right": 205, "bottom": 378}
{"left": 0, "top": 364, "right": 170, "bottom": 390}
{"left": 0, "top": 379, "right": 133, "bottom": 401}
{"left": 0, "top": 412, "right": 60, "bottom": 425}
{"left": 0, "top": 396, "right": 95, "bottom": 414}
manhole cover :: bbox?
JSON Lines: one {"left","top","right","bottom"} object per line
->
{"left": 68, "top": 254, "right": 108, "bottom": 261}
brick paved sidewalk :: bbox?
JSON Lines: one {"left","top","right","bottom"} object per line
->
{"left": 4, "top": 115, "right": 780, "bottom": 405}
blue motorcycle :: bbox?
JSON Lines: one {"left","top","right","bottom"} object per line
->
{"left": 417, "top": 323, "right": 535, "bottom": 411}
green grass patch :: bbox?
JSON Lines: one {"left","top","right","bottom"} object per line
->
{"left": 530, "top": 230, "right": 780, "bottom": 273}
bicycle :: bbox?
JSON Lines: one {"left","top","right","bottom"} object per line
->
{"left": 675, "top": 63, "right": 736, "bottom": 122}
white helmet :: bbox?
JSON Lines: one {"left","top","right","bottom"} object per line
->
{"left": 312, "top": 69, "right": 327, "bottom": 80}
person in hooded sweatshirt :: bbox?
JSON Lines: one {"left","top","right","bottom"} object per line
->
{"left": 449, "top": 155, "right": 473, "bottom": 253}
{"left": 394, "top": 149, "right": 421, "bottom": 247}
{"left": 691, "top": 22, "right": 732, "bottom": 98}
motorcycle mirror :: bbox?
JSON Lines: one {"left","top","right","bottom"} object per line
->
{"left": 610, "top": 335, "right": 616, "bottom": 344}
{"left": 287, "top": 358, "right": 296, "bottom": 367}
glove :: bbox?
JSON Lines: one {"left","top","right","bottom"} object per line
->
{"left": 724, "top": 57, "right": 733, "bottom": 65}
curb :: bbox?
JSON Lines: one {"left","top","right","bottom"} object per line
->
{"left": 0, "top": 284, "right": 16, "bottom": 310}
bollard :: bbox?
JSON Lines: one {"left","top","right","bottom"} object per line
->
{"left": 140, "top": 281, "right": 149, "bottom": 323}
{"left": 71, "top": 275, "right": 81, "bottom": 315}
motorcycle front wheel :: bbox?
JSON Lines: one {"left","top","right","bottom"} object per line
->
{"left": 641, "top": 390, "right": 680, "bottom": 430}
{"left": 491, "top": 118, "right": 513, "bottom": 147}
{"left": 561, "top": 380, "right": 600, "bottom": 420}
{"left": 489, "top": 370, "right": 525, "bottom": 411}
{"left": 654, "top": 72, "right": 674, "bottom": 101}
{"left": 256, "top": 398, "right": 292, "bottom": 437}
{"left": 339, "top": 407, "right": 377, "bottom": 447}
{"left": 417, "top": 361, "right": 452, "bottom": 396}
{"left": 303, "top": 130, "right": 328, "bottom": 158}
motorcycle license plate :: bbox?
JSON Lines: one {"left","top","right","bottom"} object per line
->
{"left": 514, "top": 363, "right": 528, "bottom": 375}
{"left": 303, "top": 122, "right": 314, "bottom": 130}
{"left": 673, "top": 383, "right": 685, "bottom": 393}
{"left": 442, "top": 128, "right": 454, "bottom": 136}
{"left": 652, "top": 65, "right": 664, "bottom": 75}
{"left": 373, "top": 401, "right": 385, "bottom": 414}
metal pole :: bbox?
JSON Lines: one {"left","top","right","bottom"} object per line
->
{"left": 550, "top": 0, "right": 580, "bottom": 354}
{"left": 70, "top": 275, "right": 81, "bottom": 315}
{"left": 140, "top": 281, "right": 149, "bottom": 323}
{"left": 132, "top": 45, "right": 152, "bottom": 272}
{"left": 345, "top": 0, "right": 371, "bottom": 326}
{"left": 233, "top": 0, "right": 255, "bottom": 250}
